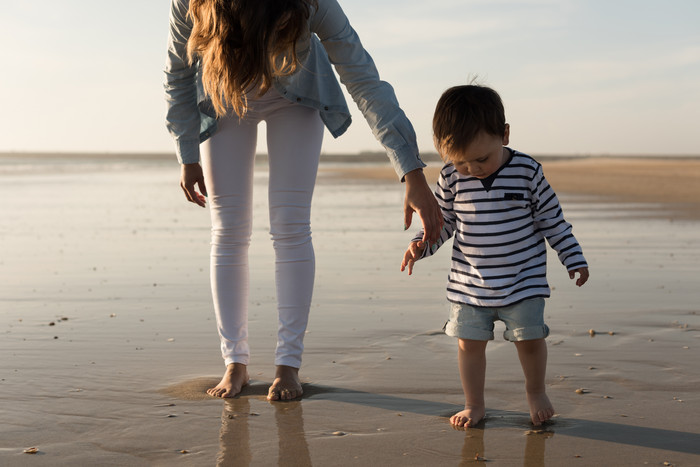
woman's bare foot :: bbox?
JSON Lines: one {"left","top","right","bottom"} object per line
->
{"left": 527, "top": 392, "right": 554, "bottom": 426}
{"left": 450, "top": 405, "right": 485, "bottom": 427}
{"left": 267, "top": 365, "right": 303, "bottom": 401}
{"left": 207, "top": 363, "right": 249, "bottom": 398}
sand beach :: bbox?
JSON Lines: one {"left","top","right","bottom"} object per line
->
{"left": 1, "top": 153, "right": 699, "bottom": 466}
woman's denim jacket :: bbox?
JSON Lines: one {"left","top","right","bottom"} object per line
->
{"left": 164, "top": 0, "right": 425, "bottom": 180}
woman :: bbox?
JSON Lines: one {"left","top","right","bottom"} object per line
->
{"left": 164, "top": 0, "right": 442, "bottom": 400}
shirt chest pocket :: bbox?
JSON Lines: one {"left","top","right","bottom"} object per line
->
{"left": 502, "top": 192, "right": 531, "bottom": 210}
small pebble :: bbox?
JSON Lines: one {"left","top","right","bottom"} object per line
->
{"left": 588, "top": 329, "right": 595, "bottom": 336}
{"left": 608, "top": 331, "right": 615, "bottom": 335}
{"left": 23, "top": 447, "right": 39, "bottom": 454}
{"left": 332, "top": 431, "right": 347, "bottom": 436}
{"left": 180, "top": 450, "right": 189, "bottom": 454}
{"left": 575, "top": 388, "right": 589, "bottom": 394}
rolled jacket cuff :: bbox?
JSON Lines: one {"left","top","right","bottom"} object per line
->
{"left": 388, "top": 144, "right": 427, "bottom": 181}
{"left": 175, "top": 139, "right": 201, "bottom": 164}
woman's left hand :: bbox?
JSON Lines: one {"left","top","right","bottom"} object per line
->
{"left": 403, "top": 169, "right": 442, "bottom": 244}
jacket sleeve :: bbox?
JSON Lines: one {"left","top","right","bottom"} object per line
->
{"left": 531, "top": 165, "right": 588, "bottom": 271}
{"left": 311, "top": 0, "right": 425, "bottom": 180}
{"left": 163, "top": 0, "right": 202, "bottom": 164}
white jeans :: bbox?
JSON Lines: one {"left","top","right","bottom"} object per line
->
{"left": 200, "top": 90, "right": 324, "bottom": 368}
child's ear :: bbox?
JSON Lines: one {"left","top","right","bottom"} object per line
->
{"left": 502, "top": 123, "right": 510, "bottom": 145}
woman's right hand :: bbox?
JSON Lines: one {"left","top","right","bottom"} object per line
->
{"left": 180, "top": 163, "right": 208, "bottom": 207}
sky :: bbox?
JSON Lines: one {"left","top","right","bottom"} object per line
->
{"left": 1, "top": 0, "right": 699, "bottom": 157}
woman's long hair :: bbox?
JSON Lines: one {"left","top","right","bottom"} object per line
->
{"left": 187, "top": 0, "right": 315, "bottom": 117}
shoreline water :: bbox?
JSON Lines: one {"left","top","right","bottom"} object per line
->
{"left": 1, "top": 156, "right": 699, "bottom": 465}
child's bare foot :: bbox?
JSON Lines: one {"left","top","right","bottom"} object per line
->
{"left": 527, "top": 392, "right": 554, "bottom": 426}
{"left": 267, "top": 365, "right": 303, "bottom": 401}
{"left": 207, "top": 363, "right": 249, "bottom": 398}
{"left": 450, "top": 405, "right": 485, "bottom": 427}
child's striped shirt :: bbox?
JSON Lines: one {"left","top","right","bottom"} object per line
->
{"left": 413, "top": 149, "right": 588, "bottom": 307}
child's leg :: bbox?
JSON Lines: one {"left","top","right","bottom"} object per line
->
{"left": 451, "top": 338, "right": 488, "bottom": 427}
{"left": 514, "top": 338, "right": 554, "bottom": 426}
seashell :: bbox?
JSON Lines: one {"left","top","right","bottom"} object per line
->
{"left": 23, "top": 447, "right": 39, "bottom": 454}
{"left": 331, "top": 431, "right": 347, "bottom": 436}
{"left": 575, "top": 388, "right": 589, "bottom": 394}
{"left": 588, "top": 329, "right": 595, "bottom": 336}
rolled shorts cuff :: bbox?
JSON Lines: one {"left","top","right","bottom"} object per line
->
{"left": 503, "top": 324, "right": 550, "bottom": 342}
{"left": 444, "top": 320, "right": 494, "bottom": 341}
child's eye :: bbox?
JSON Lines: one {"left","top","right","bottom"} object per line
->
{"left": 477, "top": 157, "right": 488, "bottom": 163}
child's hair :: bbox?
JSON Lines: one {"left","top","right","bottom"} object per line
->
{"left": 186, "top": 0, "right": 317, "bottom": 118}
{"left": 432, "top": 84, "right": 506, "bottom": 160}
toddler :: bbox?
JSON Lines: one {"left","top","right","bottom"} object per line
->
{"left": 401, "top": 84, "right": 589, "bottom": 427}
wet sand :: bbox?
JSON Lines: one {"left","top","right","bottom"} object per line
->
{"left": 1, "top": 155, "right": 699, "bottom": 466}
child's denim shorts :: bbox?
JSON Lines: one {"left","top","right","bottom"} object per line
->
{"left": 444, "top": 297, "right": 549, "bottom": 342}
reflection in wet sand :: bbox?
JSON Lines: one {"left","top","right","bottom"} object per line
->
{"left": 523, "top": 429, "right": 554, "bottom": 467}
{"left": 456, "top": 422, "right": 554, "bottom": 466}
{"left": 275, "top": 401, "right": 312, "bottom": 467}
{"left": 217, "top": 398, "right": 311, "bottom": 466}
{"left": 458, "top": 426, "right": 485, "bottom": 466}
{"left": 218, "top": 399, "right": 253, "bottom": 467}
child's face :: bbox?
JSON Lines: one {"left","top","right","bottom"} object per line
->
{"left": 448, "top": 126, "right": 510, "bottom": 179}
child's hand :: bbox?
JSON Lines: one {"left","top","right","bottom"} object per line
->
{"left": 569, "top": 267, "right": 589, "bottom": 287}
{"left": 400, "top": 241, "right": 427, "bottom": 275}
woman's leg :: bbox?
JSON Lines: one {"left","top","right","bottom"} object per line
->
{"left": 200, "top": 114, "right": 259, "bottom": 397}
{"left": 264, "top": 97, "right": 324, "bottom": 400}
